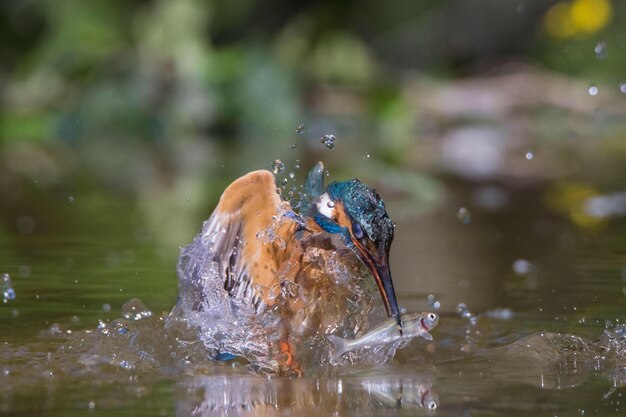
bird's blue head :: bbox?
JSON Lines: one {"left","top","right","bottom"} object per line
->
{"left": 304, "top": 162, "right": 401, "bottom": 328}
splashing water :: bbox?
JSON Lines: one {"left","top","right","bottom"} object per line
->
{"left": 2, "top": 273, "right": 16, "bottom": 303}
{"left": 427, "top": 294, "right": 441, "bottom": 310}
{"left": 456, "top": 303, "right": 477, "bottom": 327}
{"left": 122, "top": 298, "right": 153, "bottom": 320}
{"left": 456, "top": 302, "right": 479, "bottom": 352}
{"left": 271, "top": 159, "right": 285, "bottom": 174}
{"left": 172, "top": 203, "right": 411, "bottom": 375}
{"left": 321, "top": 134, "right": 336, "bottom": 150}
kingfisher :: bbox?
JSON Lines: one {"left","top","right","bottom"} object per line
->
{"left": 173, "top": 162, "right": 400, "bottom": 375}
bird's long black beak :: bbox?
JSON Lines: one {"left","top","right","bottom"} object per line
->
{"left": 373, "top": 260, "right": 402, "bottom": 330}
{"left": 351, "top": 237, "right": 402, "bottom": 330}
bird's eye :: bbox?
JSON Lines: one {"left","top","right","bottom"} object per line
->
{"left": 352, "top": 221, "right": 364, "bottom": 239}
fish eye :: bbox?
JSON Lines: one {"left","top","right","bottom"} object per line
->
{"left": 428, "top": 313, "right": 436, "bottom": 321}
{"left": 351, "top": 221, "right": 364, "bottom": 239}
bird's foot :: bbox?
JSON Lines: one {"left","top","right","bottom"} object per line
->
{"left": 279, "top": 340, "right": 302, "bottom": 377}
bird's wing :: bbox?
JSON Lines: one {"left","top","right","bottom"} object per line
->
{"left": 200, "top": 170, "right": 297, "bottom": 313}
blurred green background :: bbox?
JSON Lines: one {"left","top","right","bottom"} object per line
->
{"left": 1, "top": 0, "right": 626, "bottom": 313}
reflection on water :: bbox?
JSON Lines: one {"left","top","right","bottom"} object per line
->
{"left": 177, "top": 370, "right": 437, "bottom": 416}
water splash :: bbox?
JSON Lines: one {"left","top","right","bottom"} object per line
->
{"left": 2, "top": 274, "right": 16, "bottom": 303}
{"left": 174, "top": 204, "right": 407, "bottom": 375}
{"left": 456, "top": 302, "right": 479, "bottom": 352}
{"left": 321, "top": 134, "right": 336, "bottom": 150}
{"left": 456, "top": 303, "right": 477, "bottom": 327}
{"left": 271, "top": 159, "right": 285, "bottom": 174}
{"left": 122, "top": 298, "right": 152, "bottom": 320}
{"left": 427, "top": 294, "right": 441, "bottom": 310}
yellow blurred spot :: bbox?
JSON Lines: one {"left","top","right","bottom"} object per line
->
{"left": 570, "top": 0, "right": 612, "bottom": 34}
{"left": 545, "top": 182, "right": 605, "bottom": 229}
{"left": 544, "top": 3, "right": 577, "bottom": 39}
{"left": 543, "top": 0, "right": 613, "bottom": 39}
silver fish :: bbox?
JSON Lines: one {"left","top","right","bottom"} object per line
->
{"left": 360, "top": 378, "right": 439, "bottom": 410}
{"left": 327, "top": 312, "right": 439, "bottom": 359}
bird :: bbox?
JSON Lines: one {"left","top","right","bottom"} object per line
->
{"left": 174, "top": 162, "right": 400, "bottom": 375}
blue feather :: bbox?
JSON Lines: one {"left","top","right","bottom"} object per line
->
{"left": 214, "top": 352, "right": 237, "bottom": 361}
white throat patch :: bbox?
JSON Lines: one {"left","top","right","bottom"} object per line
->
{"left": 316, "top": 193, "right": 335, "bottom": 219}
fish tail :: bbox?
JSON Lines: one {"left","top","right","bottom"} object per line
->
{"left": 327, "top": 334, "right": 349, "bottom": 358}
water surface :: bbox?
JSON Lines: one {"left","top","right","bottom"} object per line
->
{"left": 1, "top": 174, "right": 625, "bottom": 416}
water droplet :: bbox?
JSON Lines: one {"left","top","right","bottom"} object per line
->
{"left": 281, "top": 178, "right": 289, "bottom": 185}
{"left": 2, "top": 273, "right": 16, "bottom": 303}
{"left": 320, "top": 134, "right": 336, "bottom": 150}
{"left": 271, "top": 159, "right": 285, "bottom": 174}
{"left": 525, "top": 150, "right": 534, "bottom": 160}
{"left": 457, "top": 207, "right": 471, "bottom": 224}
{"left": 102, "top": 303, "right": 111, "bottom": 312}
{"left": 327, "top": 201, "right": 335, "bottom": 208}
{"left": 594, "top": 41, "right": 608, "bottom": 60}
{"left": 456, "top": 303, "right": 477, "bottom": 326}
{"left": 88, "top": 401, "right": 95, "bottom": 409}
{"left": 290, "top": 144, "right": 297, "bottom": 149}
{"left": 121, "top": 298, "right": 152, "bottom": 320}
{"left": 513, "top": 259, "right": 533, "bottom": 275}
{"left": 296, "top": 124, "right": 304, "bottom": 135}
{"left": 588, "top": 84, "right": 599, "bottom": 96}
{"left": 294, "top": 160, "right": 301, "bottom": 169}
{"left": 68, "top": 195, "right": 75, "bottom": 203}
{"left": 363, "top": 153, "right": 371, "bottom": 160}
{"left": 620, "top": 83, "right": 626, "bottom": 94}
{"left": 288, "top": 172, "right": 295, "bottom": 179}
{"left": 427, "top": 294, "right": 441, "bottom": 310}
